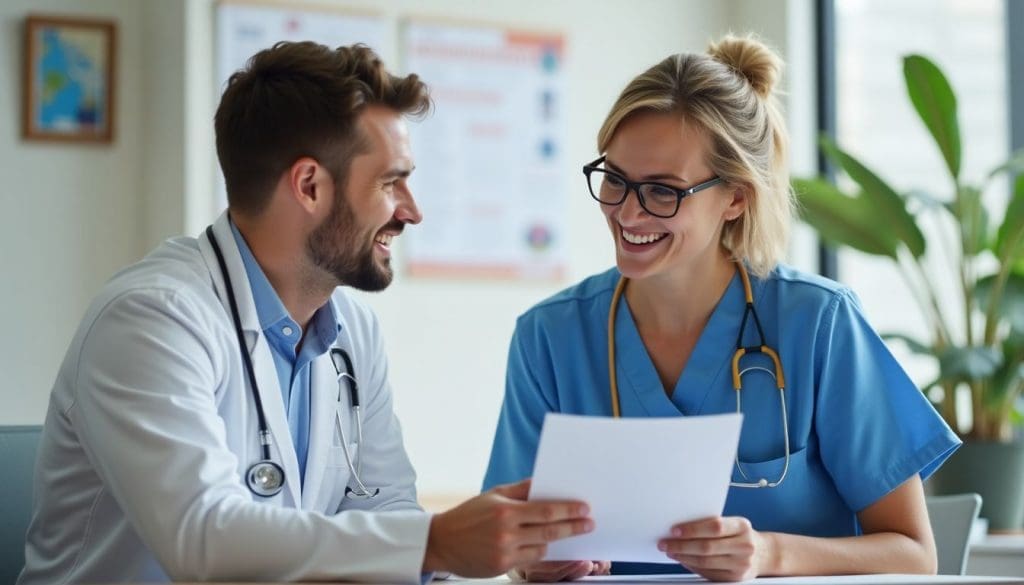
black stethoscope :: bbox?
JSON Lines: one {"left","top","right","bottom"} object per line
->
{"left": 606, "top": 261, "right": 791, "bottom": 489}
{"left": 206, "top": 226, "right": 378, "bottom": 499}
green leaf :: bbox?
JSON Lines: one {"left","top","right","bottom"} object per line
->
{"left": 819, "top": 137, "right": 927, "bottom": 257}
{"left": 937, "top": 345, "right": 1003, "bottom": 382}
{"left": 987, "top": 148, "right": 1024, "bottom": 178}
{"left": 904, "top": 55, "right": 961, "bottom": 180}
{"left": 977, "top": 272, "right": 1024, "bottom": 334}
{"left": 792, "top": 178, "right": 900, "bottom": 258}
{"left": 995, "top": 175, "right": 1024, "bottom": 261}
{"left": 904, "top": 188, "right": 946, "bottom": 211}
{"left": 955, "top": 186, "right": 988, "bottom": 257}
{"left": 988, "top": 149, "right": 1024, "bottom": 179}
{"left": 882, "top": 333, "right": 936, "bottom": 356}
{"left": 982, "top": 350, "right": 1024, "bottom": 408}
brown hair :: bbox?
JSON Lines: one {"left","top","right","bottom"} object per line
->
{"left": 215, "top": 42, "right": 431, "bottom": 215}
{"left": 597, "top": 34, "right": 793, "bottom": 278}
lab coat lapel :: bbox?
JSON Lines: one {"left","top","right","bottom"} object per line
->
{"left": 200, "top": 212, "right": 302, "bottom": 507}
{"left": 302, "top": 351, "right": 338, "bottom": 510}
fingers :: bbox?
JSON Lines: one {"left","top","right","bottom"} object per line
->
{"left": 659, "top": 517, "right": 760, "bottom": 582}
{"left": 492, "top": 478, "right": 532, "bottom": 501}
{"left": 516, "top": 500, "right": 591, "bottom": 525}
{"left": 519, "top": 517, "right": 594, "bottom": 545}
{"left": 669, "top": 516, "right": 751, "bottom": 539}
{"left": 667, "top": 553, "right": 745, "bottom": 572}
{"left": 489, "top": 479, "right": 590, "bottom": 527}
{"left": 562, "top": 561, "right": 597, "bottom": 581}
{"left": 659, "top": 533, "right": 756, "bottom": 557}
{"left": 523, "top": 560, "right": 593, "bottom": 582}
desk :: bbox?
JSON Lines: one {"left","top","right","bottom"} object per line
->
{"left": 968, "top": 535, "right": 1024, "bottom": 578}
{"left": 167, "top": 576, "right": 1024, "bottom": 584}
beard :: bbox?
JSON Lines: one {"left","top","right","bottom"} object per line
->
{"left": 306, "top": 193, "right": 400, "bottom": 292}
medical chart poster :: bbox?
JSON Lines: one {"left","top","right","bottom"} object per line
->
{"left": 214, "top": 1, "right": 390, "bottom": 208}
{"left": 402, "top": 21, "right": 569, "bottom": 280}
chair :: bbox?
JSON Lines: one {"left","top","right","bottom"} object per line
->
{"left": 0, "top": 426, "right": 42, "bottom": 585}
{"left": 926, "top": 493, "right": 983, "bottom": 575}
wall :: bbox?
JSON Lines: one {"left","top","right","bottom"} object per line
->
{"left": 0, "top": 0, "right": 816, "bottom": 502}
{"left": 0, "top": 0, "right": 145, "bottom": 423}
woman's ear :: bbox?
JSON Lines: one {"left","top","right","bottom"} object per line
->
{"left": 724, "top": 184, "right": 750, "bottom": 221}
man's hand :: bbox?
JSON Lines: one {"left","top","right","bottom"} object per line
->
{"left": 422, "top": 479, "right": 594, "bottom": 577}
{"left": 516, "top": 560, "right": 611, "bottom": 582}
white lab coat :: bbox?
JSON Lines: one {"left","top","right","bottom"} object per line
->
{"left": 18, "top": 213, "right": 431, "bottom": 584}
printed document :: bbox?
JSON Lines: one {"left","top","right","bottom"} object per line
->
{"left": 530, "top": 413, "right": 742, "bottom": 563}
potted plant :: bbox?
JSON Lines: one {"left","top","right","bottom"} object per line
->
{"left": 793, "top": 55, "right": 1024, "bottom": 531}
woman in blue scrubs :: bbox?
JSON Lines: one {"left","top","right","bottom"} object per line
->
{"left": 482, "top": 34, "right": 960, "bottom": 582}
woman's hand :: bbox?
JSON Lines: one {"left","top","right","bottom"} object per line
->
{"left": 658, "top": 516, "right": 774, "bottom": 582}
{"left": 516, "top": 560, "right": 612, "bottom": 582}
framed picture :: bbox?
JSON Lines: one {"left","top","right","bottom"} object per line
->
{"left": 22, "top": 15, "right": 116, "bottom": 143}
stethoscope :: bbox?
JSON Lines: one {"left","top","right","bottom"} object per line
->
{"left": 607, "top": 261, "right": 791, "bottom": 489}
{"left": 205, "top": 226, "right": 378, "bottom": 499}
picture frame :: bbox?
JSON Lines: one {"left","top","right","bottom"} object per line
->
{"left": 22, "top": 15, "right": 117, "bottom": 143}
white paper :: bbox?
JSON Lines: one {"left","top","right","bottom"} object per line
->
{"left": 529, "top": 413, "right": 743, "bottom": 563}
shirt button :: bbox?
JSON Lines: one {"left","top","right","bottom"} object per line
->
{"left": 282, "top": 326, "right": 294, "bottom": 336}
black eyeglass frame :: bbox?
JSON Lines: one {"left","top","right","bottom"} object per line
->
{"left": 582, "top": 155, "right": 725, "bottom": 218}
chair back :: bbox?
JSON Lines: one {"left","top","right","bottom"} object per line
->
{"left": 926, "top": 493, "right": 982, "bottom": 575}
{"left": 0, "top": 426, "right": 42, "bottom": 585}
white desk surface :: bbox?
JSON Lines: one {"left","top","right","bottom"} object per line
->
{"left": 166, "top": 575, "right": 1023, "bottom": 585}
{"left": 565, "top": 575, "right": 1020, "bottom": 584}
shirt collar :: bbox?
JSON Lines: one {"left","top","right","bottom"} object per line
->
{"left": 228, "top": 219, "right": 343, "bottom": 346}
{"left": 229, "top": 219, "right": 292, "bottom": 333}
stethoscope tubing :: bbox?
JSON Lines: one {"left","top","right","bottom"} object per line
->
{"left": 207, "top": 226, "right": 285, "bottom": 497}
{"left": 606, "top": 261, "right": 791, "bottom": 489}
{"left": 330, "top": 348, "right": 378, "bottom": 498}
{"left": 206, "top": 226, "right": 377, "bottom": 499}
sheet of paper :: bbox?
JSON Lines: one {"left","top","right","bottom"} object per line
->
{"left": 529, "top": 413, "right": 742, "bottom": 564}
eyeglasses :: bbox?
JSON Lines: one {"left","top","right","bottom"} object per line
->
{"left": 582, "top": 156, "right": 724, "bottom": 218}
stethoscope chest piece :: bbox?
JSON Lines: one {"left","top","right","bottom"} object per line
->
{"left": 247, "top": 459, "right": 286, "bottom": 498}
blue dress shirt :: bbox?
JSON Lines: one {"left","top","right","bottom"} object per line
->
{"left": 230, "top": 221, "right": 340, "bottom": 484}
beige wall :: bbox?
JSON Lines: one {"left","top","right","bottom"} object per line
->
{"left": 0, "top": 0, "right": 814, "bottom": 499}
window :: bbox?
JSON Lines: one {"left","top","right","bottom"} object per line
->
{"left": 832, "top": 0, "right": 1009, "bottom": 414}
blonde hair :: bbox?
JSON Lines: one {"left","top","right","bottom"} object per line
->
{"left": 596, "top": 33, "right": 794, "bottom": 278}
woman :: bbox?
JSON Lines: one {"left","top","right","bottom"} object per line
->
{"left": 482, "top": 34, "right": 960, "bottom": 582}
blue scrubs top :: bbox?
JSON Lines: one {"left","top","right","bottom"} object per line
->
{"left": 482, "top": 264, "right": 960, "bottom": 573}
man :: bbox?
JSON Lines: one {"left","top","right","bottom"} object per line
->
{"left": 18, "top": 42, "right": 592, "bottom": 584}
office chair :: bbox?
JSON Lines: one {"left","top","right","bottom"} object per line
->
{"left": 0, "top": 426, "right": 42, "bottom": 585}
{"left": 926, "top": 493, "right": 983, "bottom": 575}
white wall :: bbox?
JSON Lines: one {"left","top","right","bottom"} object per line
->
{"left": 0, "top": 0, "right": 145, "bottom": 423}
{"left": 0, "top": 0, "right": 815, "bottom": 501}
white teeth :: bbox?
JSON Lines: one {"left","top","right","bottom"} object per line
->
{"left": 375, "top": 234, "right": 393, "bottom": 246}
{"left": 621, "top": 228, "right": 666, "bottom": 245}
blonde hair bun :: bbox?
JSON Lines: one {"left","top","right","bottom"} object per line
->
{"left": 707, "top": 34, "right": 782, "bottom": 99}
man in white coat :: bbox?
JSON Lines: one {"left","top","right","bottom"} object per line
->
{"left": 18, "top": 42, "right": 593, "bottom": 584}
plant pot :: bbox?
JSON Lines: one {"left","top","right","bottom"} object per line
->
{"left": 927, "top": 440, "right": 1024, "bottom": 531}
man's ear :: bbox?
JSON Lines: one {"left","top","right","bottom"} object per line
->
{"left": 724, "top": 184, "right": 750, "bottom": 221}
{"left": 288, "top": 157, "right": 327, "bottom": 214}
